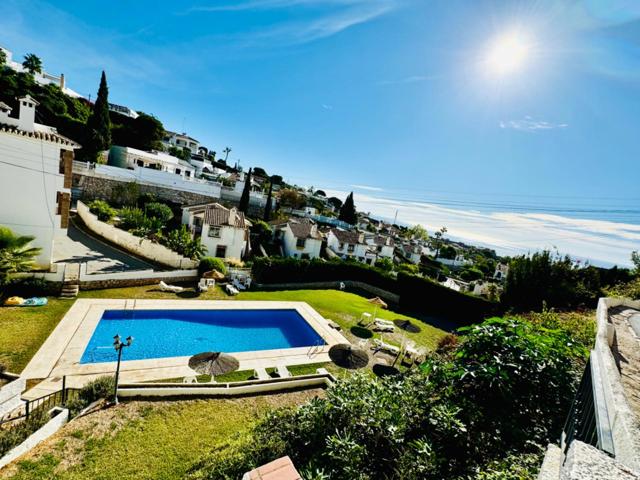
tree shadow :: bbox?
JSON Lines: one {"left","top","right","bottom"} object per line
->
{"left": 350, "top": 326, "right": 373, "bottom": 339}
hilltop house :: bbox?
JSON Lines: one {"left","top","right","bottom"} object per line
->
{"left": 401, "top": 244, "right": 423, "bottom": 264}
{"left": 327, "top": 229, "right": 369, "bottom": 262}
{"left": 108, "top": 145, "right": 196, "bottom": 179}
{"left": 273, "top": 218, "right": 323, "bottom": 259}
{"left": 182, "top": 203, "right": 250, "bottom": 260}
{"left": 162, "top": 131, "right": 200, "bottom": 155}
{"left": 494, "top": 263, "right": 509, "bottom": 281}
{"left": 0, "top": 96, "right": 80, "bottom": 269}
{"left": 366, "top": 234, "right": 395, "bottom": 260}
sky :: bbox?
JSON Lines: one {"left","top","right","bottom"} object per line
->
{"left": 1, "top": 0, "right": 639, "bottom": 266}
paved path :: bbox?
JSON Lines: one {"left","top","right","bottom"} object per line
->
{"left": 52, "top": 220, "right": 155, "bottom": 274}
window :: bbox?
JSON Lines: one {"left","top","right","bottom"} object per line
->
{"left": 215, "top": 245, "right": 227, "bottom": 258}
{"left": 347, "top": 244, "right": 355, "bottom": 253}
{"left": 175, "top": 168, "right": 181, "bottom": 175}
{"left": 136, "top": 159, "right": 144, "bottom": 167}
{"left": 208, "top": 226, "right": 221, "bottom": 238}
{"left": 296, "top": 238, "right": 306, "bottom": 248}
{"left": 339, "top": 242, "right": 345, "bottom": 250}
{"left": 185, "top": 171, "right": 191, "bottom": 178}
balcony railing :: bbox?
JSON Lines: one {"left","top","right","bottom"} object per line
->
{"left": 561, "top": 356, "right": 615, "bottom": 457}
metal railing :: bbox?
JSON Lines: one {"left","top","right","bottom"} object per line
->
{"left": 561, "top": 357, "right": 615, "bottom": 457}
{"left": 0, "top": 377, "right": 79, "bottom": 428}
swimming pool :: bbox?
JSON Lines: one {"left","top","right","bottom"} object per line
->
{"left": 80, "top": 309, "right": 326, "bottom": 364}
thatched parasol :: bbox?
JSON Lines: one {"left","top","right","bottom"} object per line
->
{"left": 188, "top": 352, "right": 239, "bottom": 380}
{"left": 202, "top": 270, "right": 225, "bottom": 280}
{"left": 329, "top": 343, "right": 369, "bottom": 370}
{"left": 393, "top": 319, "right": 421, "bottom": 333}
{"left": 368, "top": 297, "right": 388, "bottom": 320}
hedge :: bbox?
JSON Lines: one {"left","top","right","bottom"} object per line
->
{"left": 252, "top": 258, "right": 500, "bottom": 323}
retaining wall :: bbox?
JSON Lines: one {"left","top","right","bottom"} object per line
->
{"left": 78, "top": 264, "right": 198, "bottom": 290}
{"left": 254, "top": 280, "right": 399, "bottom": 304}
{"left": 0, "top": 374, "right": 25, "bottom": 418}
{"left": 0, "top": 408, "right": 69, "bottom": 470}
{"left": 77, "top": 201, "right": 198, "bottom": 270}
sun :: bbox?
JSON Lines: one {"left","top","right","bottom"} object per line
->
{"left": 485, "top": 31, "right": 531, "bottom": 76}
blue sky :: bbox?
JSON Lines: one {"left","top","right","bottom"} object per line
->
{"left": 1, "top": 0, "right": 639, "bottom": 266}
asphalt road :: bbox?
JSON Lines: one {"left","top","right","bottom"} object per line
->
{"left": 52, "top": 220, "right": 156, "bottom": 274}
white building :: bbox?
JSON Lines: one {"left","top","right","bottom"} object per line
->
{"left": 494, "top": 263, "right": 509, "bottom": 281}
{"left": 436, "top": 254, "right": 471, "bottom": 267}
{"left": 162, "top": 131, "right": 200, "bottom": 155}
{"left": 108, "top": 103, "right": 138, "bottom": 119}
{"left": 0, "top": 46, "right": 82, "bottom": 98}
{"left": 108, "top": 145, "right": 196, "bottom": 180}
{"left": 0, "top": 96, "right": 80, "bottom": 269}
{"left": 274, "top": 218, "right": 323, "bottom": 259}
{"left": 402, "top": 244, "right": 423, "bottom": 264}
{"left": 327, "top": 229, "right": 369, "bottom": 262}
{"left": 182, "top": 203, "right": 250, "bottom": 260}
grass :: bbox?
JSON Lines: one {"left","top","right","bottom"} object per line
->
{"left": 3, "top": 391, "right": 321, "bottom": 480}
{"left": 0, "top": 299, "right": 74, "bottom": 373}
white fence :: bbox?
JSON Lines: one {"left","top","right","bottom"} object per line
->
{"left": 73, "top": 161, "right": 222, "bottom": 198}
{"left": 77, "top": 201, "right": 198, "bottom": 270}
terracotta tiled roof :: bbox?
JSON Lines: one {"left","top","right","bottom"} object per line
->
{"left": 371, "top": 235, "right": 394, "bottom": 247}
{"left": 330, "top": 228, "right": 365, "bottom": 245}
{"left": 0, "top": 124, "right": 80, "bottom": 148}
{"left": 203, "top": 204, "right": 246, "bottom": 228}
{"left": 288, "top": 218, "right": 322, "bottom": 240}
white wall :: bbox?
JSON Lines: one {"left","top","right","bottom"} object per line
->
{"left": 282, "top": 226, "right": 322, "bottom": 259}
{"left": 201, "top": 223, "right": 246, "bottom": 260}
{"left": 0, "top": 131, "right": 71, "bottom": 269}
{"left": 327, "top": 232, "right": 368, "bottom": 261}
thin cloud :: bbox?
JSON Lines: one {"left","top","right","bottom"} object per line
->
{"left": 321, "top": 104, "right": 333, "bottom": 110}
{"left": 351, "top": 184, "right": 384, "bottom": 192}
{"left": 500, "top": 116, "right": 568, "bottom": 132}
{"left": 186, "top": 0, "right": 368, "bottom": 13}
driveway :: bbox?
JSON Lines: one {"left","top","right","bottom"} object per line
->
{"left": 53, "top": 220, "right": 156, "bottom": 274}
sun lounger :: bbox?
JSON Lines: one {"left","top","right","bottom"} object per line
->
{"left": 373, "top": 338, "right": 400, "bottom": 355}
{"left": 326, "top": 319, "right": 341, "bottom": 330}
{"left": 254, "top": 367, "right": 270, "bottom": 380}
{"left": 373, "top": 320, "right": 394, "bottom": 332}
{"left": 276, "top": 364, "right": 292, "bottom": 378}
{"left": 159, "top": 281, "right": 184, "bottom": 293}
{"left": 375, "top": 318, "right": 394, "bottom": 326}
{"left": 197, "top": 279, "right": 208, "bottom": 292}
{"left": 225, "top": 284, "right": 239, "bottom": 295}
{"left": 183, "top": 376, "right": 198, "bottom": 384}
{"left": 233, "top": 279, "right": 247, "bottom": 291}
{"left": 316, "top": 368, "right": 329, "bottom": 375}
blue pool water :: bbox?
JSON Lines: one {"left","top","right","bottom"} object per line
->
{"left": 80, "top": 309, "right": 325, "bottom": 364}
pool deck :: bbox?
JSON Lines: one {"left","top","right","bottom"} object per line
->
{"left": 21, "top": 299, "right": 349, "bottom": 399}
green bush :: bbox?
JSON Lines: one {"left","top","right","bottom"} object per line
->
{"left": 118, "top": 207, "right": 163, "bottom": 238}
{"left": 1, "top": 277, "right": 56, "bottom": 298}
{"left": 188, "top": 316, "right": 583, "bottom": 479}
{"left": 199, "top": 257, "right": 227, "bottom": 276}
{"left": 459, "top": 267, "right": 483, "bottom": 282}
{"left": 66, "top": 376, "right": 115, "bottom": 416}
{"left": 374, "top": 257, "right": 393, "bottom": 272}
{"left": 0, "top": 408, "right": 48, "bottom": 457}
{"left": 163, "top": 225, "right": 206, "bottom": 260}
{"left": 88, "top": 200, "right": 116, "bottom": 222}
{"left": 144, "top": 202, "right": 174, "bottom": 224}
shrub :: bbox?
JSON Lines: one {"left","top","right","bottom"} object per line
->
{"left": 144, "top": 202, "right": 174, "bottom": 225}
{"left": 374, "top": 257, "right": 393, "bottom": 272}
{"left": 459, "top": 267, "right": 483, "bottom": 282}
{"left": 1, "top": 277, "right": 56, "bottom": 298}
{"left": 118, "top": 207, "right": 163, "bottom": 238}
{"left": 0, "top": 408, "right": 48, "bottom": 457}
{"left": 163, "top": 225, "right": 206, "bottom": 260}
{"left": 605, "top": 277, "right": 640, "bottom": 300}
{"left": 199, "top": 257, "right": 227, "bottom": 276}
{"left": 88, "top": 200, "right": 116, "bottom": 222}
{"left": 66, "top": 375, "right": 115, "bottom": 416}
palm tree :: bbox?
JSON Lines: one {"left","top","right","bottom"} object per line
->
{"left": 223, "top": 147, "right": 232, "bottom": 162}
{"left": 0, "top": 226, "right": 41, "bottom": 282}
{"left": 22, "top": 54, "right": 42, "bottom": 75}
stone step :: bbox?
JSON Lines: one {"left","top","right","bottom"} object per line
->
{"left": 537, "top": 443, "right": 562, "bottom": 480}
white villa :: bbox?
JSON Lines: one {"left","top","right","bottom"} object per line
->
{"left": 494, "top": 263, "right": 509, "bottom": 281}
{"left": 0, "top": 96, "right": 80, "bottom": 269}
{"left": 162, "top": 131, "right": 200, "bottom": 155}
{"left": 436, "top": 254, "right": 471, "bottom": 267}
{"left": 273, "top": 218, "right": 323, "bottom": 259}
{"left": 402, "top": 244, "right": 423, "bottom": 264}
{"left": 366, "top": 234, "right": 395, "bottom": 260}
{"left": 182, "top": 203, "right": 250, "bottom": 260}
{"left": 327, "top": 229, "right": 369, "bottom": 263}
{"left": 108, "top": 145, "right": 196, "bottom": 180}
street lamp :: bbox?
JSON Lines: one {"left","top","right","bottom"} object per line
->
{"left": 113, "top": 334, "right": 133, "bottom": 405}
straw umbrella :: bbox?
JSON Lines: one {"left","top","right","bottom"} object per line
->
{"left": 329, "top": 344, "right": 369, "bottom": 370}
{"left": 368, "top": 297, "right": 388, "bottom": 321}
{"left": 188, "top": 352, "right": 239, "bottom": 382}
{"left": 203, "top": 270, "right": 225, "bottom": 280}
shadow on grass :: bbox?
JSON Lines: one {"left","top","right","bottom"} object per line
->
{"left": 176, "top": 291, "right": 200, "bottom": 299}
{"left": 350, "top": 326, "right": 373, "bottom": 339}
{"left": 372, "top": 363, "right": 400, "bottom": 377}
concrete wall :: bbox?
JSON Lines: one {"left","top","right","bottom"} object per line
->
{"left": 0, "top": 408, "right": 69, "bottom": 470}
{"left": 0, "top": 130, "right": 73, "bottom": 268}
{"left": 78, "top": 263, "right": 197, "bottom": 289}
{"left": 0, "top": 375, "right": 26, "bottom": 418}
{"left": 77, "top": 201, "right": 198, "bottom": 269}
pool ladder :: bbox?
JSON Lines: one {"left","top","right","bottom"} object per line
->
{"left": 307, "top": 339, "right": 323, "bottom": 358}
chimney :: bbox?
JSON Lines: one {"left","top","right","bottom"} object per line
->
{"left": 358, "top": 233, "right": 364, "bottom": 243}
{"left": 18, "top": 95, "right": 38, "bottom": 132}
{"left": 0, "top": 102, "right": 12, "bottom": 124}
{"left": 59, "top": 73, "right": 65, "bottom": 90}
{"left": 228, "top": 208, "right": 237, "bottom": 226}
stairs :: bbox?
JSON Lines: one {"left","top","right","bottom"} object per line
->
{"left": 60, "top": 263, "right": 80, "bottom": 299}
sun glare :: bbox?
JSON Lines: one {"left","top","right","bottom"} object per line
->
{"left": 485, "top": 31, "right": 531, "bottom": 76}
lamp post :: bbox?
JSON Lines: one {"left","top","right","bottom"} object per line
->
{"left": 113, "top": 334, "right": 133, "bottom": 405}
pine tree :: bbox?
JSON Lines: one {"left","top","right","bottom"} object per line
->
{"left": 263, "top": 180, "right": 274, "bottom": 221}
{"left": 338, "top": 192, "right": 357, "bottom": 225}
{"left": 239, "top": 168, "right": 252, "bottom": 213}
{"left": 84, "top": 71, "right": 112, "bottom": 162}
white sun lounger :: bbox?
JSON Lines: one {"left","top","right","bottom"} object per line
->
{"left": 373, "top": 320, "right": 394, "bottom": 332}
{"left": 373, "top": 338, "right": 400, "bottom": 355}
{"left": 254, "top": 367, "right": 270, "bottom": 380}
{"left": 234, "top": 279, "right": 247, "bottom": 291}
{"left": 225, "top": 284, "right": 240, "bottom": 295}
{"left": 276, "top": 364, "right": 292, "bottom": 378}
{"left": 159, "top": 281, "right": 184, "bottom": 293}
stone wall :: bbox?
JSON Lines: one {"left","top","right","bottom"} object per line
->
{"left": 73, "top": 173, "right": 217, "bottom": 206}
{"left": 80, "top": 274, "right": 198, "bottom": 290}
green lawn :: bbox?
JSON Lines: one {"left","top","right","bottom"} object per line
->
{"left": 4, "top": 392, "right": 320, "bottom": 480}
{"left": 0, "top": 285, "right": 446, "bottom": 374}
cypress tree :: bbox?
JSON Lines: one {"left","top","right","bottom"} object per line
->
{"left": 263, "top": 180, "right": 273, "bottom": 221}
{"left": 85, "top": 71, "right": 112, "bottom": 162}
{"left": 338, "top": 192, "right": 357, "bottom": 225}
{"left": 239, "top": 168, "right": 252, "bottom": 213}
